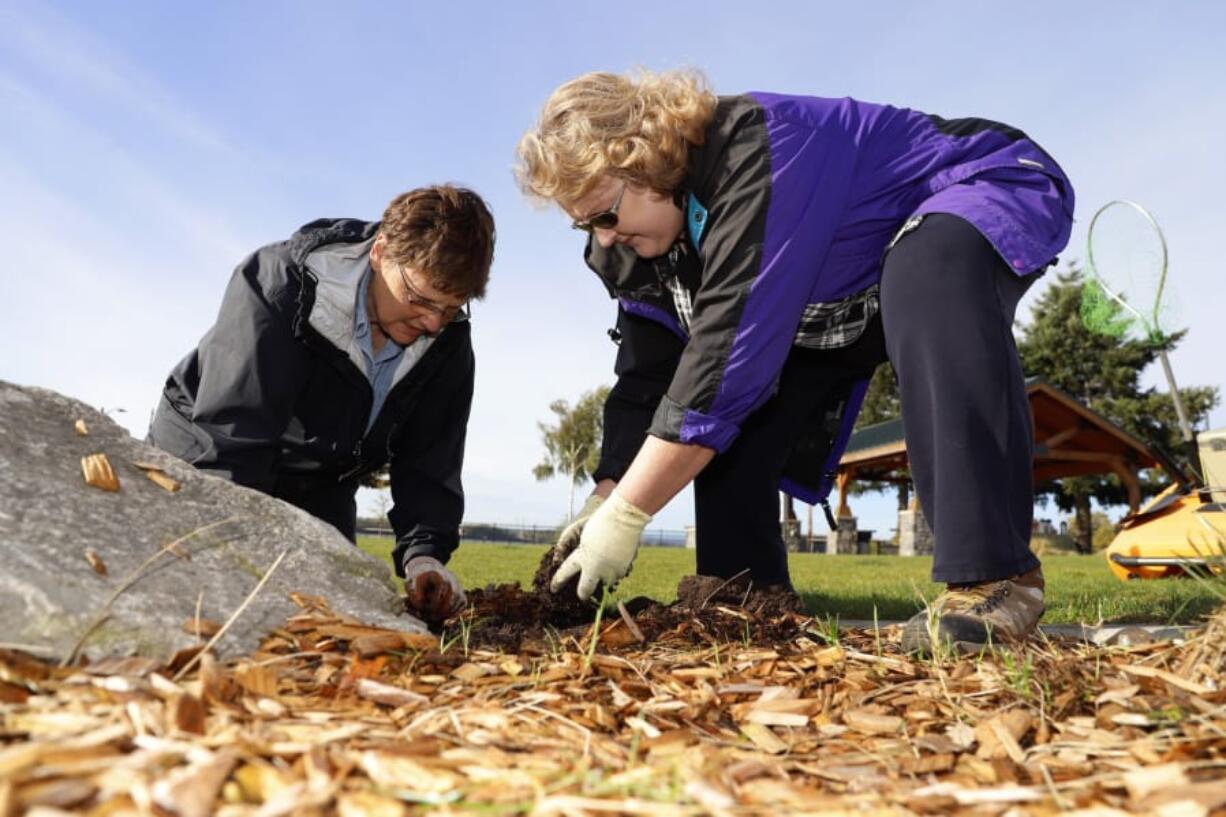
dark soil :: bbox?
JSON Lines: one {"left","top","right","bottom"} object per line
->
{"left": 448, "top": 549, "right": 812, "bottom": 653}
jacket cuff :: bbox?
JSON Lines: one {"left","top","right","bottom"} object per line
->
{"left": 391, "top": 529, "right": 457, "bottom": 577}
{"left": 647, "top": 396, "right": 741, "bottom": 453}
{"left": 592, "top": 454, "right": 633, "bottom": 484}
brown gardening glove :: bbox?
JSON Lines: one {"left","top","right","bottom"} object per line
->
{"left": 403, "top": 555, "right": 467, "bottom": 623}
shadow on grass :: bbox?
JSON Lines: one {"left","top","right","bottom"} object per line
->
{"left": 798, "top": 591, "right": 923, "bottom": 622}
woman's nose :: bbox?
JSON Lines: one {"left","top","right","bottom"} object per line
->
{"left": 593, "top": 226, "right": 617, "bottom": 249}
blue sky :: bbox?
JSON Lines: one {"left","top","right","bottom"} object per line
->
{"left": 2, "top": 1, "right": 1222, "bottom": 537}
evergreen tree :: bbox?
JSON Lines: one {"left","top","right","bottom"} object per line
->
{"left": 1017, "top": 266, "right": 1218, "bottom": 552}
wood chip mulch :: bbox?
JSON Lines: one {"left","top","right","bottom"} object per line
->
{"left": 3, "top": 589, "right": 1225, "bottom": 816}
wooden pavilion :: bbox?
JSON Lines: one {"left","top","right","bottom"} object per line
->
{"left": 835, "top": 377, "right": 1163, "bottom": 521}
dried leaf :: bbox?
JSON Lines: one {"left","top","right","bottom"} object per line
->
{"left": 81, "top": 453, "right": 120, "bottom": 491}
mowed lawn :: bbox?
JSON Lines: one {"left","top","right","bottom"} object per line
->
{"left": 358, "top": 537, "right": 1224, "bottom": 626}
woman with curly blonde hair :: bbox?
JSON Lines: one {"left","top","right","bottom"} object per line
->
{"left": 518, "top": 69, "right": 1075, "bottom": 654}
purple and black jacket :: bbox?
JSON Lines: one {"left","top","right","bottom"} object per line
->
{"left": 588, "top": 93, "right": 1075, "bottom": 505}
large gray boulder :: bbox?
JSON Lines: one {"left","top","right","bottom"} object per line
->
{"left": 0, "top": 380, "right": 427, "bottom": 662}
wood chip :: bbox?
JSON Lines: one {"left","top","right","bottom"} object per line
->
{"left": 740, "top": 722, "right": 788, "bottom": 754}
{"left": 167, "top": 692, "right": 206, "bottom": 735}
{"left": 84, "top": 548, "right": 107, "bottom": 576}
{"left": 1, "top": 581, "right": 1224, "bottom": 816}
{"left": 132, "top": 462, "right": 181, "bottom": 493}
{"left": 81, "top": 453, "right": 119, "bottom": 491}
{"left": 74, "top": 419, "right": 88, "bottom": 435}
{"left": 842, "top": 708, "right": 904, "bottom": 735}
{"left": 1123, "top": 762, "right": 1189, "bottom": 802}
{"left": 150, "top": 749, "right": 237, "bottom": 817}
{"left": 181, "top": 617, "right": 222, "bottom": 638}
{"left": 338, "top": 790, "right": 407, "bottom": 817}
{"left": 616, "top": 601, "right": 646, "bottom": 643}
{"left": 976, "top": 710, "right": 1033, "bottom": 760}
{"left": 1120, "top": 664, "right": 1214, "bottom": 696}
{"left": 352, "top": 632, "right": 409, "bottom": 657}
{"left": 356, "top": 678, "right": 428, "bottom": 708}
{"left": 451, "top": 662, "right": 493, "bottom": 682}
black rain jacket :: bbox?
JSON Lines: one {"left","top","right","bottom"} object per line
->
{"left": 149, "top": 218, "right": 472, "bottom": 574}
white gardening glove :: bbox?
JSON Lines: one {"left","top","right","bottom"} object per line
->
{"left": 550, "top": 491, "right": 652, "bottom": 601}
{"left": 554, "top": 493, "right": 606, "bottom": 554}
{"left": 403, "top": 556, "right": 467, "bottom": 622}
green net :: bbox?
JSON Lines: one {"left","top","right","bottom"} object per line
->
{"left": 1083, "top": 199, "right": 1173, "bottom": 347}
{"left": 1080, "top": 276, "right": 1135, "bottom": 339}
{"left": 1083, "top": 199, "right": 1196, "bottom": 451}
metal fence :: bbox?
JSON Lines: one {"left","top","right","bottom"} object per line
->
{"left": 356, "top": 521, "right": 690, "bottom": 548}
{"left": 356, "top": 523, "right": 899, "bottom": 554}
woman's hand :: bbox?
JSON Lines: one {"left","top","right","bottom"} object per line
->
{"left": 550, "top": 438, "right": 714, "bottom": 600}
{"left": 550, "top": 490, "right": 652, "bottom": 600}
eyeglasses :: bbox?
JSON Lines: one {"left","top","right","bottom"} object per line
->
{"left": 392, "top": 261, "right": 464, "bottom": 321}
{"left": 571, "top": 182, "right": 626, "bottom": 232}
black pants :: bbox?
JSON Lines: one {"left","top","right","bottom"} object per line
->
{"left": 274, "top": 475, "right": 359, "bottom": 543}
{"left": 694, "top": 214, "right": 1040, "bottom": 586}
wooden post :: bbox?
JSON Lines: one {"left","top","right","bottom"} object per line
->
{"left": 836, "top": 469, "right": 854, "bottom": 519}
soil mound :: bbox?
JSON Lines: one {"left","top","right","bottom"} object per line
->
{"left": 456, "top": 549, "right": 812, "bottom": 652}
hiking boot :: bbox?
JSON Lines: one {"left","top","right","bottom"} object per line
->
{"left": 900, "top": 567, "right": 1045, "bottom": 654}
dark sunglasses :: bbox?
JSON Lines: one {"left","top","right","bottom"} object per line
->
{"left": 571, "top": 182, "right": 627, "bottom": 232}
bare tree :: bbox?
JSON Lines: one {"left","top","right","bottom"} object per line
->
{"left": 533, "top": 386, "right": 610, "bottom": 522}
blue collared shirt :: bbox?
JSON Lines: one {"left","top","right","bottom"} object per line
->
{"left": 354, "top": 269, "right": 405, "bottom": 432}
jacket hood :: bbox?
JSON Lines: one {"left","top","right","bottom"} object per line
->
{"left": 287, "top": 218, "right": 382, "bottom": 266}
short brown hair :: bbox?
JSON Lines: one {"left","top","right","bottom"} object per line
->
{"left": 380, "top": 185, "right": 495, "bottom": 299}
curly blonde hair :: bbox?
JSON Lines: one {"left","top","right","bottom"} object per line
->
{"left": 515, "top": 69, "right": 718, "bottom": 209}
